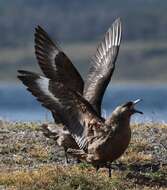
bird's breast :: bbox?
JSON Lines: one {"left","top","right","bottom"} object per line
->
{"left": 86, "top": 127, "right": 131, "bottom": 164}
{"left": 97, "top": 127, "right": 131, "bottom": 162}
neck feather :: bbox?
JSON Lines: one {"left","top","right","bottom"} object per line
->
{"left": 105, "top": 112, "right": 131, "bottom": 130}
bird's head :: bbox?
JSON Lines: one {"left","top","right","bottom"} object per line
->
{"left": 112, "top": 99, "right": 143, "bottom": 119}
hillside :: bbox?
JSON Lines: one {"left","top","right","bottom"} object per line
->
{"left": 1, "top": 41, "right": 167, "bottom": 83}
{"left": 0, "top": 1, "right": 167, "bottom": 83}
{"left": 0, "top": 0, "right": 167, "bottom": 47}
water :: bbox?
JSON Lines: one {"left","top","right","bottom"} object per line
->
{"left": 0, "top": 84, "right": 167, "bottom": 123}
{"left": 103, "top": 84, "right": 167, "bottom": 123}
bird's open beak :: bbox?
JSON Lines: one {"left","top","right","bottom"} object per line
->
{"left": 132, "top": 99, "right": 143, "bottom": 114}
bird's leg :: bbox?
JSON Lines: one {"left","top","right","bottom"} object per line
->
{"left": 96, "top": 165, "right": 100, "bottom": 173}
{"left": 77, "top": 159, "right": 81, "bottom": 163}
{"left": 64, "top": 147, "right": 69, "bottom": 165}
{"left": 108, "top": 165, "right": 112, "bottom": 177}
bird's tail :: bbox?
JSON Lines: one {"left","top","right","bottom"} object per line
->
{"left": 40, "top": 123, "right": 59, "bottom": 140}
{"left": 67, "top": 148, "right": 87, "bottom": 161}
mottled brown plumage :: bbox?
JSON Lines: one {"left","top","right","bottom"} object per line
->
{"left": 21, "top": 18, "right": 122, "bottom": 163}
{"left": 18, "top": 18, "right": 143, "bottom": 176}
{"left": 18, "top": 70, "right": 143, "bottom": 176}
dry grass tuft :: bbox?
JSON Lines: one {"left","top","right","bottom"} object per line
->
{"left": 28, "top": 145, "right": 50, "bottom": 160}
{"left": 0, "top": 122, "right": 167, "bottom": 190}
{"left": 0, "top": 165, "right": 126, "bottom": 190}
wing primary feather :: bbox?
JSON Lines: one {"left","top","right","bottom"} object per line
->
{"left": 83, "top": 18, "right": 122, "bottom": 115}
{"left": 34, "top": 25, "right": 84, "bottom": 93}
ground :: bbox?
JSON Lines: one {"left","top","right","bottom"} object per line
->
{"left": 0, "top": 122, "right": 167, "bottom": 190}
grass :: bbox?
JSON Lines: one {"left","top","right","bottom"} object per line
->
{"left": 0, "top": 165, "right": 127, "bottom": 190}
{"left": 0, "top": 122, "right": 167, "bottom": 189}
{"left": 0, "top": 164, "right": 166, "bottom": 190}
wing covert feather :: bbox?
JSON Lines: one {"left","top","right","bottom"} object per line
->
{"left": 18, "top": 70, "right": 104, "bottom": 150}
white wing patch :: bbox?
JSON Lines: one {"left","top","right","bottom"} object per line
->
{"left": 36, "top": 76, "right": 60, "bottom": 103}
{"left": 49, "top": 49, "right": 59, "bottom": 71}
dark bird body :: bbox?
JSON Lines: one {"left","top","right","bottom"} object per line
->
{"left": 18, "top": 18, "right": 143, "bottom": 176}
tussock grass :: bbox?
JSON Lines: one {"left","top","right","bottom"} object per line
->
{"left": 0, "top": 165, "right": 131, "bottom": 190}
{"left": 0, "top": 122, "right": 167, "bottom": 189}
{"left": 0, "top": 164, "right": 166, "bottom": 190}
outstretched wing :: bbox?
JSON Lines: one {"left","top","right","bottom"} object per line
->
{"left": 18, "top": 70, "right": 63, "bottom": 125}
{"left": 83, "top": 18, "right": 122, "bottom": 116}
{"left": 35, "top": 26, "right": 84, "bottom": 94}
{"left": 18, "top": 70, "right": 104, "bottom": 151}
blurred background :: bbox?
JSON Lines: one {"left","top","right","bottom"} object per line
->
{"left": 0, "top": 0, "right": 167, "bottom": 122}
